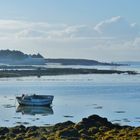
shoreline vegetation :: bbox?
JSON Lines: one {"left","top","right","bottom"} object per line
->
{"left": 0, "top": 114, "right": 140, "bottom": 140}
{"left": 0, "top": 68, "right": 137, "bottom": 78}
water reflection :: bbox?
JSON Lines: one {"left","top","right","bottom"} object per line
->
{"left": 16, "top": 105, "right": 54, "bottom": 116}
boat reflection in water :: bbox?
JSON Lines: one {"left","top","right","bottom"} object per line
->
{"left": 16, "top": 105, "right": 54, "bottom": 116}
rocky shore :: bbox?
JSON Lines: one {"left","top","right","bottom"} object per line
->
{"left": 0, "top": 114, "right": 140, "bottom": 140}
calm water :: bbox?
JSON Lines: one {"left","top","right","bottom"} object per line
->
{"left": 0, "top": 64, "right": 140, "bottom": 127}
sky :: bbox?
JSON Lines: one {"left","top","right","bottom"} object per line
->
{"left": 0, "top": 0, "right": 140, "bottom": 61}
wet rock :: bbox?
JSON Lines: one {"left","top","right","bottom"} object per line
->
{"left": 14, "top": 136, "right": 24, "bottom": 140}
{"left": 75, "top": 115, "right": 115, "bottom": 130}
{"left": 88, "top": 127, "right": 99, "bottom": 134}
{"left": 63, "top": 115, "right": 74, "bottom": 118}
{"left": 39, "top": 137, "right": 47, "bottom": 140}
{"left": 26, "top": 126, "right": 38, "bottom": 132}
{"left": 0, "top": 127, "right": 9, "bottom": 135}
{"left": 89, "top": 115, "right": 117, "bottom": 128}
{"left": 0, "top": 135, "right": 6, "bottom": 139}
{"left": 80, "top": 133, "right": 95, "bottom": 140}
{"left": 10, "top": 125, "right": 26, "bottom": 134}
{"left": 63, "top": 138, "right": 79, "bottom": 140}
{"left": 7, "top": 132, "right": 16, "bottom": 138}
{"left": 1, "top": 114, "right": 140, "bottom": 140}
{"left": 78, "top": 128, "right": 89, "bottom": 135}
{"left": 99, "top": 126, "right": 110, "bottom": 132}
{"left": 53, "top": 121, "right": 75, "bottom": 131}
{"left": 22, "top": 122, "right": 30, "bottom": 125}
{"left": 26, "top": 131, "right": 39, "bottom": 137}
{"left": 15, "top": 122, "right": 22, "bottom": 125}
{"left": 56, "top": 127, "right": 80, "bottom": 139}
{"left": 13, "top": 117, "right": 21, "bottom": 119}
{"left": 94, "top": 106, "right": 103, "bottom": 109}
{"left": 39, "top": 127, "right": 48, "bottom": 133}
{"left": 115, "top": 111, "right": 126, "bottom": 113}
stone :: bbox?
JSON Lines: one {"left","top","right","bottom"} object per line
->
{"left": 0, "top": 127, "right": 9, "bottom": 135}
{"left": 53, "top": 121, "right": 75, "bottom": 131}
{"left": 56, "top": 127, "right": 79, "bottom": 138}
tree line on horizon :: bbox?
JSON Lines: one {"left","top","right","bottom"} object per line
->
{"left": 0, "top": 50, "right": 43, "bottom": 60}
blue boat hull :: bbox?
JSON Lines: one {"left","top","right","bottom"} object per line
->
{"left": 16, "top": 95, "right": 53, "bottom": 106}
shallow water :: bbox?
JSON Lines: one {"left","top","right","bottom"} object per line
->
{"left": 0, "top": 64, "right": 140, "bottom": 127}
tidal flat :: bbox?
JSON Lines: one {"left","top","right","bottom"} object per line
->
{"left": 0, "top": 68, "right": 137, "bottom": 78}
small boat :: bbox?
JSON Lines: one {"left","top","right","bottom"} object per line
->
{"left": 16, "top": 94, "right": 54, "bottom": 106}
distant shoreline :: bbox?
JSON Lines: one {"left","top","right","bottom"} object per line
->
{"left": 0, "top": 68, "right": 137, "bottom": 78}
{"left": 0, "top": 49, "right": 129, "bottom": 66}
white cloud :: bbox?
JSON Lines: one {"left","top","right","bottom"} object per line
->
{"left": 0, "top": 17, "right": 139, "bottom": 40}
{"left": 94, "top": 16, "right": 139, "bottom": 39}
{"left": 0, "top": 17, "right": 140, "bottom": 61}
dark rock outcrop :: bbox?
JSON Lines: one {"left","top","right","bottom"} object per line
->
{"left": 1, "top": 114, "right": 140, "bottom": 140}
{"left": 0, "top": 127, "right": 9, "bottom": 135}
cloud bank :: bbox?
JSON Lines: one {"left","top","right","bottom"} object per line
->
{"left": 0, "top": 16, "right": 140, "bottom": 61}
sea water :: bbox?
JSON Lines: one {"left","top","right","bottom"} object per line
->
{"left": 0, "top": 64, "right": 140, "bottom": 127}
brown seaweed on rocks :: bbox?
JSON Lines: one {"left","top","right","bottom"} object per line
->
{"left": 0, "top": 114, "right": 140, "bottom": 140}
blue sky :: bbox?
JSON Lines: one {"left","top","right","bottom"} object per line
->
{"left": 0, "top": 0, "right": 139, "bottom": 24}
{"left": 0, "top": 0, "right": 140, "bottom": 61}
